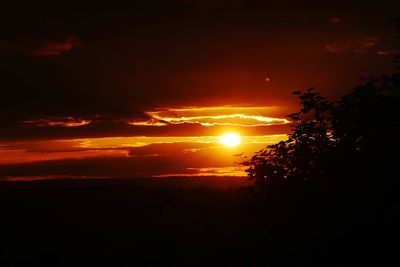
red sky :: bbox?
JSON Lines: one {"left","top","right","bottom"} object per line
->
{"left": 0, "top": 0, "right": 399, "bottom": 180}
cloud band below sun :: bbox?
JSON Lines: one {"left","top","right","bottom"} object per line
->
{"left": 0, "top": 134, "right": 288, "bottom": 180}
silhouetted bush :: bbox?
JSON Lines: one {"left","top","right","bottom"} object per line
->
{"left": 243, "top": 73, "right": 400, "bottom": 196}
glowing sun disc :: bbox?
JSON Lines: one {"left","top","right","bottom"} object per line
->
{"left": 220, "top": 133, "right": 241, "bottom": 147}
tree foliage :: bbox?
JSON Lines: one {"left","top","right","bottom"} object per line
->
{"left": 243, "top": 73, "right": 400, "bottom": 193}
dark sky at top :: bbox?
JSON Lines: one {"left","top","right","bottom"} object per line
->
{"left": 1, "top": 0, "right": 399, "bottom": 139}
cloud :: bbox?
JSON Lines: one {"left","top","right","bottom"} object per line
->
{"left": 0, "top": 147, "right": 250, "bottom": 180}
{"left": 0, "top": 135, "right": 287, "bottom": 168}
{"left": 0, "top": 147, "right": 128, "bottom": 165}
{"left": 29, "top": 35, "right": 81, "bottom": 56}
{"left": 0, "top": 149, "right": 236, "bottom": 179}
{"left": 325, "top": 42, "right": 352, "bottom": 53}
{"left": 329, "top": 17, "right": 342, "bottom": 24}
{"left": 22, "top": 117, "right": 91, "bottom": 127}
{"left": 0, "top": 117, "right": 291, "bottom": 142}
{"left": 155, "top": 166, "right": 246, "bottom": 177}
{"left": 129, "top": 106, "right": 290, "bottom": 127}
{"left": 377, "top": 50, "right": 400, "bottom": 56}
{"left": 355, "top": 37, "right": 380, "bottom": 53}
{"left": 325, "top": 37, "right": 380, "bottom": 54}
{"left": 0, "top": 35, "right": 80, "bottom": 56}
{"left": 0, "top": 105, "right": 291, "bottom": 142}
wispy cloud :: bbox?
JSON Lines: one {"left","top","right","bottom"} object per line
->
{"left": 129, "top": 106, "right": 290, "bottom": 127}
{"left": 29, "top": 35, "right": 81, "bottom": 56}
{"left": 0, "top": 35, "right": 80, "bottom": 56}
{"left": 155, "top": 166, "right": 247, "bottom": 177}
{"left": 325, "top": 37, "right": 380, "bottom": 54}
{"left": 329, "top": 17, "right": 342, "bottom": 25}
{"left": 22, "top": 117, "right": 91, "bottom": 127}
{"left": 0, "top": 135, "right": 287, "bottom": 165}
{"left": 377, "top": 50, "right": 400, "bottom": 56}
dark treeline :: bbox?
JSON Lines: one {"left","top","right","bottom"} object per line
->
{"left": 244, "top": 73, "right": 400, "bottom": 193}
{"left": 239, "top": 74, "right": 400, "bottom": 265}
{"left": 240, "top": 19, "right": 400, "bottom": 265}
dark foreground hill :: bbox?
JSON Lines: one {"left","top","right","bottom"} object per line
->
{"left": 0, "top": 177, "right": 398, "bottom": 266}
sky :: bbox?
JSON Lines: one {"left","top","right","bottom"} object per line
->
{"left": 0, "top": 0, "right": 399, "bottom": 180}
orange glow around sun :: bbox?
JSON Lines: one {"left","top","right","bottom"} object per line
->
{"left": 0, "top": 105, "right": 291, "bottom": 179}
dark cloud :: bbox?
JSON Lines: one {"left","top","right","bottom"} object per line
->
{"left": 330, "top": 17, "right": 343, "bottom": 25}
{"left": 0, "top": 119, "right": 291, "bottom": 142}
{"left": 0, "top": 34, "right": 80, "bottom": 56}
{"left": 0, "top": 156, "right": 186, "bottom": 179}
{"left": 29, "top": 35, "right": 81, "bottom": 56}
{"left": 0, "top": 142, "right": 244, "bottom": 178}
{"left": 325, "top": 37, "right": 381, "bottom": 53}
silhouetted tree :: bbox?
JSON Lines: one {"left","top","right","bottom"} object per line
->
{"left": 243, "top": 74, "right": 400, "bottom": 195}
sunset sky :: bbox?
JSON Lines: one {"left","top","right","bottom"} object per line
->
{"left": 1, "top": 0, "right": 399, "bottom": 180}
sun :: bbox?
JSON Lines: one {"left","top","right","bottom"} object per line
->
{"left": 220, "top": 133, "right": 241, "bottom": 147}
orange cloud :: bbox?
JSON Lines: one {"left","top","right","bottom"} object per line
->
{"left": 22, "top": 117, "right": 91, "bottom": 127}
{"left": 75, "top": 135, "right": 287, "bottom": 149}
{"left": 0, "top": 148, "right": 127, "bottom": 165}
{"left": 0, "top": 135, "right": 287, "bottom": 166}
{"left": 155, "top": 166, "right": 247, "bottom": 177}
{"left": 129, "top": 106, "right": 290, "bottom": 127}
